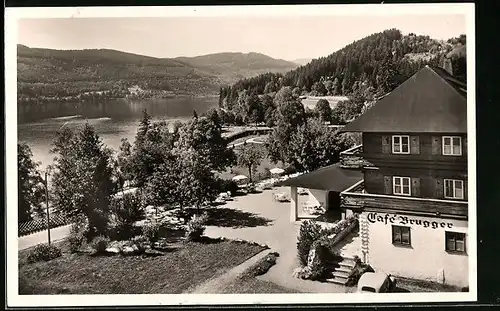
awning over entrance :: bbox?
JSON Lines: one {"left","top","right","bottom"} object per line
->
{"left": 276, "top": 164, "right": 363, "bottom": 192}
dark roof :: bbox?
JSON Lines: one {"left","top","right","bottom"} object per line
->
{"left": 276, "top": 164, "right": 363, "bottom": 192}
{"left": 341, "top": 66, "right": 467, "bottom": 133}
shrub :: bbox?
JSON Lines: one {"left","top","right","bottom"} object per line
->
{"left": 67, "top": 220, "right": 89, "bottom": 253}
{"left": 297, "top": 220, "right": 324, "bottom": 266}
{"left": 244, "top": 252, "right": 279, "bottom": 278}
{"left": 185, "top": 212, "right": 209, "bottom": 242}
{"left": 346, "top": 262, "right": 375, "bottom": 287}
{"left": 132, "top": 235, "right": 149, "bottom": 252}
{"left": 217, "top": 179, "right": 239, "bottom": 196}
{"left": 246, "top": 183, "right": 257, "bottom": 193}
{"left": 142, "top": 222, "right": 162, "bottom": 245}
{"left": 89, "top": 235, "right": 110, "bottom": 254}
{"left": 27, "top": 243, "right": 62, "bottom": 263}
{"left": 306, "top": 241, "right": 330, "bottom": 280}
{"left": 110, "top": 193, "right": 145, "bottom": 239}
{"left": 284, "top": 165, "right": 297, "bottom": 176}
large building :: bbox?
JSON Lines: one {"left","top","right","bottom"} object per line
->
{"left": 340, "top": 65, "right": 468, "bottom": 287}
{"left": 281, "top": 65, "right": 469, "bottom": 287}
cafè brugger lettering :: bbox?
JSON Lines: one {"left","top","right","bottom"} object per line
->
{"left": 367, "top": 212, "right": 453, "bottom": 229}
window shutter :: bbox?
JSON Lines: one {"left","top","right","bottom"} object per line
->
{"left": 410, "top": 136, "right": 420, "bottom": 154}
{"left": 411, "top": 177, "right": 421, "bottom": 197}
{"left": 384, "top": 176, "right": 392, "bottom": 194}
{"left": 464, "top": 136, "right": 467, "bottom": 156}
{"left": 431, "top": 136, "right": 441, "bottom": 155}
{"left": 435, "top": 178, "right": 444, "bottom": 198}
{"left": 382, "top": 135, "right": 391, "bottom": 154}
{"left": 464, "top": 178, "right": 468, "bottom": 200}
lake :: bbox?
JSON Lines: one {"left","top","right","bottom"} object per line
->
{"left": 17, "top": 97, "right": 219, "bottom": 170}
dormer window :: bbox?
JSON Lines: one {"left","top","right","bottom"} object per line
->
{"left": 392, "top": 135, "right": 410, "bottom": 154}
{"left": 442, "top": 136, "right": 462, "bottom": 156}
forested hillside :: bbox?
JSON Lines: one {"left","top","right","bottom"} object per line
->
{"left": 174, "top": 52, "right": 297, "bottom": 81}
{"left": 17, "top": 46, "right": 298, "bottom": 103}
{"left": 218, "top": 29, "right": 467, "bottom": 124}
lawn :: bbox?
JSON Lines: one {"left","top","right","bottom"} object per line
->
{"left": 19, "top": 238, "right": 266, "bottom": 294}
{"left": 395, "top": 276, "right": 466, "bottom": 293}
{"left": 219, "top": 276, "right": 301, "bottom": 294}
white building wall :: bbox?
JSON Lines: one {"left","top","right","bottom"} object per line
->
{"left": 360, "top": 212, "right": 469, "bottom": 287}
{"left": 307, "top": 189, "right": 327, "bottom": 208}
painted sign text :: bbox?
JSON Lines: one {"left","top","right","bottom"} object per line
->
{"left": 367, "top": 212, "right": 454, "bottom": 229}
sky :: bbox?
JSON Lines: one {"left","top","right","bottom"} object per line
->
{"left": 17, "top": 14, "right": 466, "bottom": 61}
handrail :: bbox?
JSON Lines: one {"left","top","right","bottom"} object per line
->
{"left": 340, "top": 144, "right": 363, "bottom": 155}
{"left": 341, "top": 181, "right": 468, "bottom": 205}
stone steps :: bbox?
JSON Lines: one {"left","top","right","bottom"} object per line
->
{"left": 324, "top": 255, "right": 358, "bottom": 285}
{"left": 325, "top": 276, "right": 349, "bottom": 285}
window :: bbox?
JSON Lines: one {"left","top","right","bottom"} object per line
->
{"left": 445, "top": 231, "right": 466, "bottom": 253}
{"left": 442, "top": 136, "right": 462, "bottom": 156}
{"left": 392, "top": 135, "right": 410, "bottom": 154}
{"left": 393, "top": 176, "right": 411, "bottom": 196}
{"left": 392, "top": 225, "right": 411, "bottom": 246}
{"left": 444, "top": 179, "right": 464, "bottom": 199}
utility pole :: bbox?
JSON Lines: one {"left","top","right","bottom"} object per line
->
{"left": 45, "top": 170, "right": 51, "bottom": 245}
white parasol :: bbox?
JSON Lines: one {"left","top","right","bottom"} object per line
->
{"left": 269, "top": 167, "right": 285, "bottom": 175}
{"left": 232, "top": 175, "right": 249, "bottom": 182}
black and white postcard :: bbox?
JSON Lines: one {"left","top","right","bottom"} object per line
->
{"left": 5, "top": 3, "right": 476, "bottom": 307}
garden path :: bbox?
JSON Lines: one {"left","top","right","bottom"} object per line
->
{"left": 203, "top": 187, "right": 355, "bottom": 293}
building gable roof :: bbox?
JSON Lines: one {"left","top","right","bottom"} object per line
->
{"left": 341, "top": 66, "right": 467, "bottom": 133}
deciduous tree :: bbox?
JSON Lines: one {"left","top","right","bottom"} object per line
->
{"left": 236, "top": 145, "right": 265, "bottom": 182}
{"left": 175, "top": 116, "right": 236, "bottom": 172}
{"left": 50, "top": 124, "right": 116, "bottom": 239}
{"left": 314, "top": 99, "right": 332, "bottom": 123}
{"left": 288, "top": 118, "right": 355, "bottom": 172}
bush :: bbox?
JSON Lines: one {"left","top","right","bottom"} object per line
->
{"left": 132, "top": 235, "right": 149, "bottom": 252}
{"left": 346, "top": 262, "right": 375, "bottom": 287}
{"left": 27, "top": 243, "right": 62, "bottom": 263}
{"left": 284, "top": 165, "right": 297, "bottom": 176}
{"left": 261, "top": 168, "right": 272, "bottom": 180}
{"left": 244, "top": 252, "right": 279, "bottom": 278}
{"left": 67, "top": 220, "right": 89, "bottom": 253}
{"left": 297, "top": 220, "right": 324, "bottom": 266}
{"left": 89, "top": 235, "right": 110, "bottom": 254}
{"left": 142, "top": 222, "right": 162, "bottom": 245}
{"left": 307, "top": 241, "right": 330, "bottom": 280}
{"left": 110, "top": 193, "right": 145, "bottom": 239}
{"left": 246, "top": 183, "right": 257, "bottom": 193}
{"left": 185, "top": 212, "right": 209, "bottom": 242}
{"left": 217, "top": 179, "right": 239, "bottom": 196}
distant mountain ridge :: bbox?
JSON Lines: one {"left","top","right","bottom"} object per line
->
{"left": 17, "top": 45, "right": 299, "bottom": 101}
{"left": 174, "top": 52, "right": 297, "bottom": 81}
{"left": 291, "top": 58, "right": 313, "bottom": 66}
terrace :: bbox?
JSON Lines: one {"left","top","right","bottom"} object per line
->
{"left": 341, "top": 180, "right": 468, "bottom": 219}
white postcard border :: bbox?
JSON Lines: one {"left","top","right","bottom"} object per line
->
{"left": 5, "top": 3, "right": 477, "bottom": 307}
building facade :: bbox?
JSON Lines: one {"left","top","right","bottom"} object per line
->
{"left": 340, "top": 66, "right": 469, "bottom": 287}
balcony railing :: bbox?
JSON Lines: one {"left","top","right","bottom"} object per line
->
{"left": 341, "top": 181, "right": 468, "bottom": 219}
{"left": 340, "top": 145, "right": 366, "bottom": 169}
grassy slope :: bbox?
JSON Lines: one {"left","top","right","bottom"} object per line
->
{"left": 19, "top": 240, "right": 266, "bottom": 294}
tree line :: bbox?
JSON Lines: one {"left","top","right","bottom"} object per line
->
{"left": 218, "top": 29, "right": 466, "bottom": 127}
{"left": 18, "top": 98, "right": 358, "bottom": 235}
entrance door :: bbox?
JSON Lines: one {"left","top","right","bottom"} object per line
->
{"left": 326, "top": 191, "right": 342, "bottom": 222}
